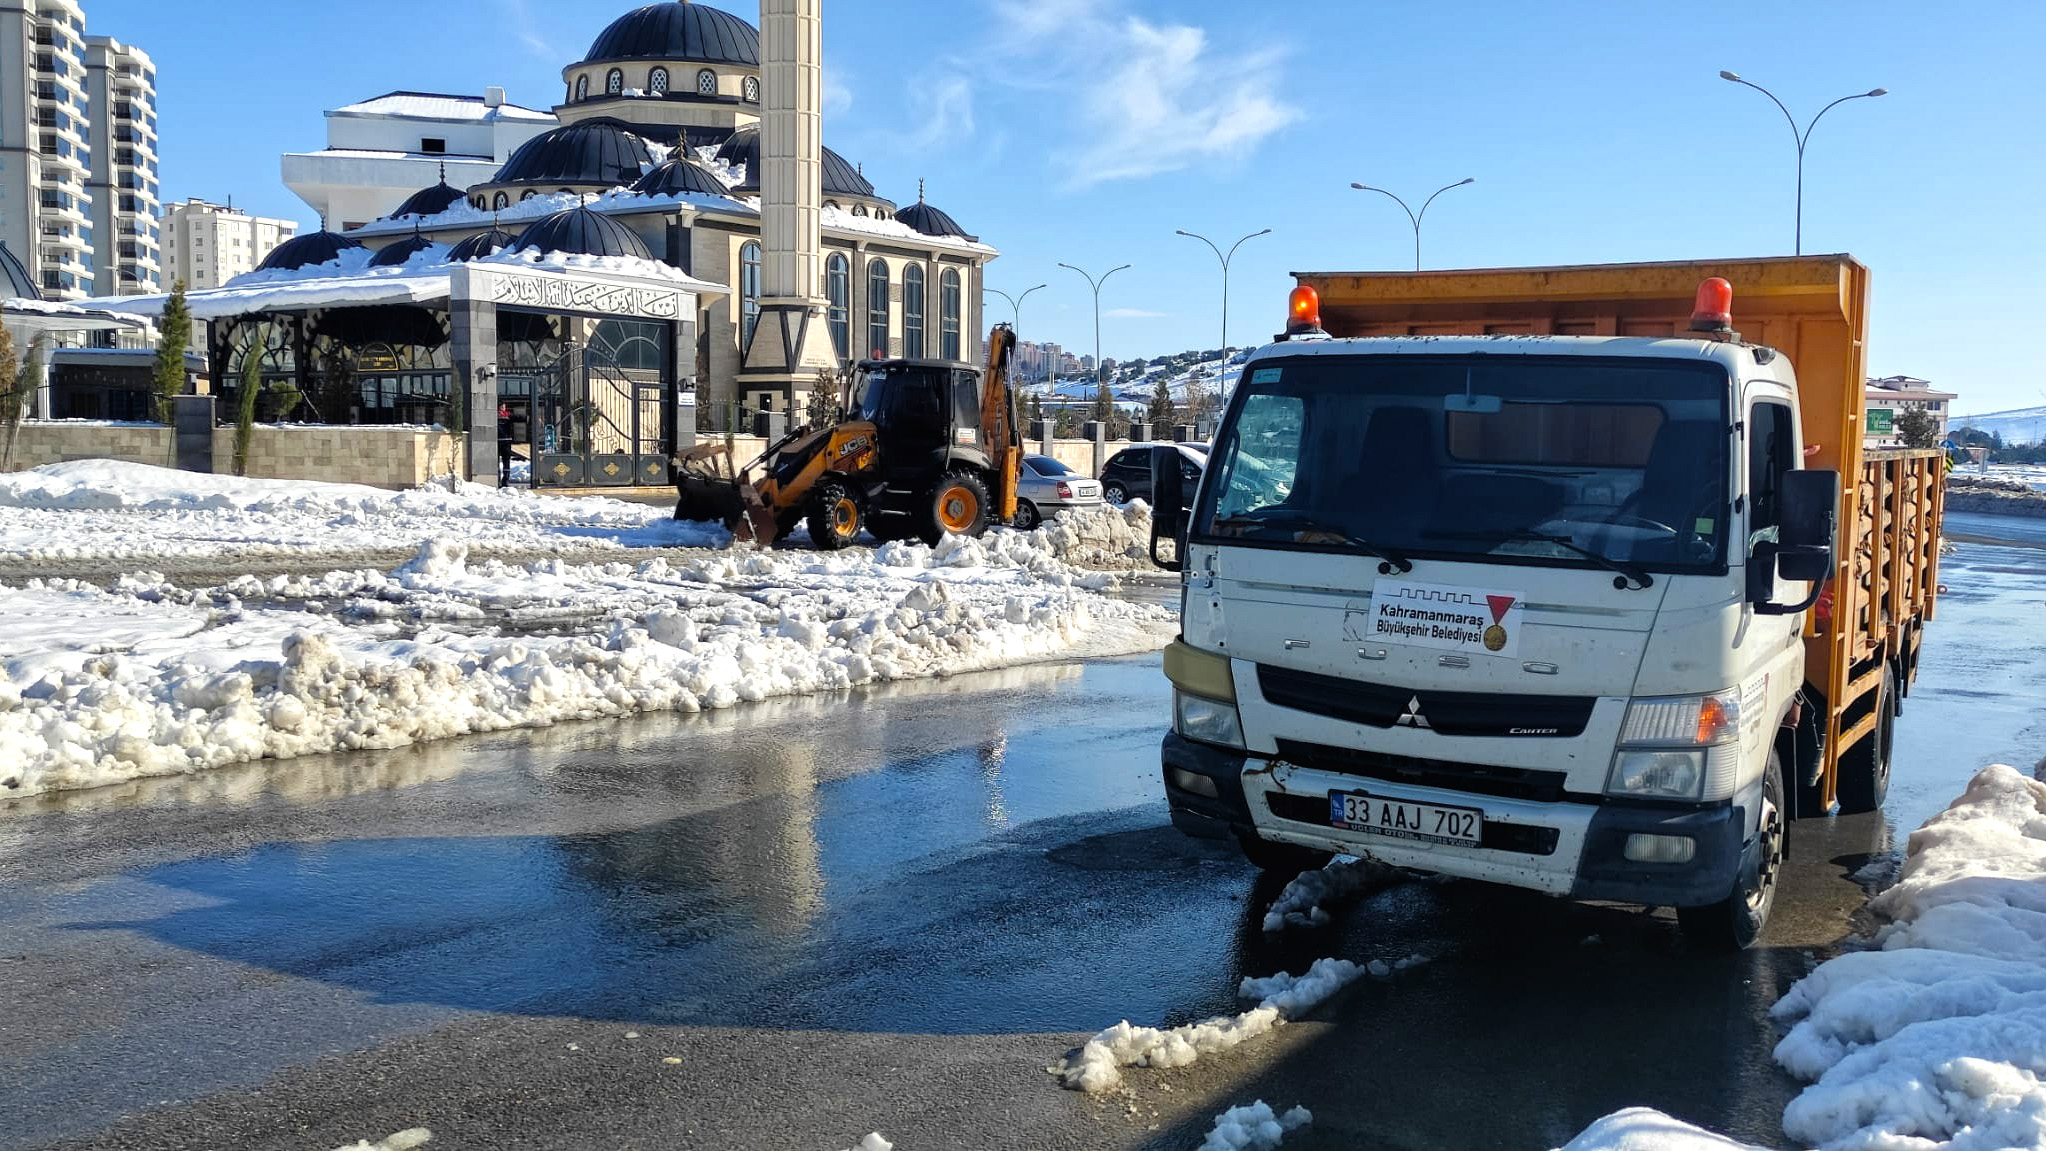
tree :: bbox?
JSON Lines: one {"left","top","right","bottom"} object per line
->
{"left": 233, "top": 343, "right": 264, "bottom": 477}
{"left": 808, "top": 365, "right": 846, "bottom": 427}
{"left": 1894, "top": 406, "right": 1941, "bottom": 450}
{"left": 1148, "top": 373, "right": 1175, "bottom": 429}
{"left": 1092, "top": 379, "right": 1115, "bottom": 425}
{"left": 4, "top": 333, "right": 42, "bottom": 470}
{"left": 152, "top": 280, "right": 191, "bottom": 425}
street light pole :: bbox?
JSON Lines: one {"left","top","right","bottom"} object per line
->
{"left": 1718, "top": 71, "right": 1888, "bottom": 255}
{"left": 1175, "top": 227, "right": 1271, "bottom": 408}
{"left": 984, "top": 283, "right": 1046, "bottom": 377}
{"left": 1057, "top": 261, "right": 1131, "bottom": 405}
{"left": 1349, "top": 178, "right": 1474, "bottom": 270}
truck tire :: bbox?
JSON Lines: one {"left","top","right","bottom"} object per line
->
{"left": 806, "top": 479, "right": 863, "bottom": 551}
{"left": 920, "top": 471, "right": 991, "bottom": 545}
{"left": 1677, "top": 750, "right": 1784, "bottom": 953}
{"left": 1836, "top": 664, "right": 1895, "bottom": 814}
{"left": 1234, "top": 830, "right": 1334, "bottom": 876}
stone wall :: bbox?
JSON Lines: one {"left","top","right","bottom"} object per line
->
{"left": 0, "top": 421, "right": 465, "bottom": 491}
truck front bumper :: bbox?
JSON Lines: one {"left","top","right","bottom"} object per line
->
{"left": 1568, "top": 801, "right": 1745, "bottom": 907}
{"left": 1160, "top": 731, "right": 1252, "bottom": 840}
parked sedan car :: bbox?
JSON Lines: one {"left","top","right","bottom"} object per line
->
{"left": 1098, "top": 444, "right": 1205, "bottom": 505}
{"left": 1014, "top": 454, "right": 1103, "bottom": 528}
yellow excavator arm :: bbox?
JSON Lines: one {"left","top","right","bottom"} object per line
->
{"left": 980, "top": 323, "right": 1021, "bottom": 524}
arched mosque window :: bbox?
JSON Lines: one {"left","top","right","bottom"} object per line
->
{"left": 697, "top": 69, "right": 717, "bottom": 96}
{"left": 739, "top": 241, "right": 762, "bottom": 347}
{"left": 826, "top": 252, "right": 850, "bottom": 361}
{"left": 606, "top": 69, "right": 623, "bottom": 96}
{"left": 903, "top": 264, "right": 925, "bottom": 359}
{"left": 649, "top": 68, "right": 670, "bottom": 97}
{"left": 867, "top": 259, "right": 890, "bottom": 359}
{"left": 940, "top": 268, "right": 962, "bottom": 361}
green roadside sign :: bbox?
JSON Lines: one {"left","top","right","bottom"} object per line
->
{"left": 1867, "top": 408, "right": 1894, "bottom": 435}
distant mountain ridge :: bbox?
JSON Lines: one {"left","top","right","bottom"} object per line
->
{"left": 1952, "top": 404, "right": 2046, "bottom": 446}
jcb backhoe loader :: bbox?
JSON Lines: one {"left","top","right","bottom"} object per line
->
{"left": 673, "top": 325, "right": 1022, "bottom": 550}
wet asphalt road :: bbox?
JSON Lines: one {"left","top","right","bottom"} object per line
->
{"left": 2, "top": 534, "right": 2042, "bottom": 1151}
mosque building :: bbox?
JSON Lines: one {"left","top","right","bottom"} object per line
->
{"left": 317, "top": 0, "right": 996, "bottom": 424}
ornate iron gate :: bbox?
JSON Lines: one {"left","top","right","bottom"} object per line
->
{"left": 529, "top": 323, "right": 670, "bottom": 487}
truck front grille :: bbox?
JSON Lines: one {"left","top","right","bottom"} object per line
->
{"left": 1257, "top": 665, "right": 1596, "bottom": 738}
{"left": 1264, "top": 792, "right": 1560, "bottom": 857}
{"left": 1274, "top": 739, "right": 1573, "bottom": 804}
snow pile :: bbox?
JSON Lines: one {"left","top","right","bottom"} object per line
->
{"left": 1057, "top": 958, "right": 1361, "bottom": 1093}
{"left": 1768, "top": 763, "right": 2046, "bottom": 1150}
{"left": 0, "top": 460, "right": 721, "bottom": 565}
{"left": 1552, "top": 1109, "right": 1766, "bottom": 1150}
{"left": 1038, "top": 501, "right": 1155, "bottom": 570}
{"left": 836, "top": 1136, "right": 892, "bottom": 1151}
{"left": 0, "top": 538, "right": 1175, "bottom": 796}
{"left": 1197, "top": 1102, "right": 1312, "bottom": 1151}
{"left": 328, "top": 1131, "right": 432, "bottom": 1151}
{"left": 1562, "top": 765, "right": 2046, "bottom": 1151}
{"left": 1262, "top": 857, "right": 1399, "bottom": 931}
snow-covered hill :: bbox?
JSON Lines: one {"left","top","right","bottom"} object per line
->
{"left": 1951, "top": 404, "right": 2046, "bottom": 445}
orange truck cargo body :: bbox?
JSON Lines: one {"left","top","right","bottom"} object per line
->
{"left": 1292, "top": 255, "right": 1943, "bottom": 809}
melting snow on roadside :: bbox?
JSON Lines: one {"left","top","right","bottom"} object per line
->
{"left": 0, "top": 532, "right": 1174, "bottom": 796}
{"left": 1197, "top": 1101, "right": 1312, "bottom": 1151}
{"left": 836, "top": 1136, "right": 892, "bottom": 1151}
{"left": 1262, "top": 856, "right": 1399, "bottom": 931}
{"left": 1560, "top": 764, "right": 2046, "bottom": 1151}
{"left": 1552, "top": 1109, "right": 1766, "bottom": 1150}
{"left": 328, "top": 1131, "right": 432, "bottom": 1151}
{"left": 1058, "top": 958, "right": 1363, "bottom": 1093}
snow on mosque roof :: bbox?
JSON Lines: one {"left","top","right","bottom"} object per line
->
{"left": 511, "top": 206, "right": 654, "bottom": 261}
{"left": 334, "top": 91, "right": 554, "bottom": 122}
{"left": 713, "top": 125, "right": 875, "bottom": 200}
{"left": 580, "top": 2, "right": 759, "bottom": 67}
{"left": 258, "top": 231, "right": 366, "bottom": 273}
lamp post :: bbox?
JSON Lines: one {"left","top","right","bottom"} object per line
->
{"left": 1175, "top": 227, "right": 1271, "bottom": 409}
{"left": 1057, "top": 261, "right": 1130, "bottom": 404}
{"left": 985, "top": 283, "right": 1046, "bottom": 380}
{"left": 1718, "top": 71, "right": 1888, "bottom": 255}
{"left": 1348, "top": 178, "right": 1474, "bottom": 270}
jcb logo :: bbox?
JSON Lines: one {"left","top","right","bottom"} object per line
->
{"left": 836, "top": 436, "right": 872, "bottom": 459}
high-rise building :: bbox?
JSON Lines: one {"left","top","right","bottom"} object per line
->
{"left": 162, "top": 199, "right": 298, "bottom": 291}
{"left": 83, "top": 34, "right": 158, "bottom": 295}
{"left": 0, "top": 0, "right": 157, "bottom": 301}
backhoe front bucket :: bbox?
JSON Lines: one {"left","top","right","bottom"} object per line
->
{"left": 674, "top": 472, "right": 745, "bottom": 527}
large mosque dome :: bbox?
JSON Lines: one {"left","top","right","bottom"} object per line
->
{"left": 580, "top": 1, "right": 760, "bottom": 68}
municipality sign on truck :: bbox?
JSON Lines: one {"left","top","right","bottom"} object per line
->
{"left": 1358, "top": 579, "right": 1525, "bottom": 656}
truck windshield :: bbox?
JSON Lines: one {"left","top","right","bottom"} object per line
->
{"left": 1193, "top": 356, "right": 1732, "bottom": 575}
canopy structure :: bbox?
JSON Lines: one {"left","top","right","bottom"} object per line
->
{"left": 71, "top": 251, "right": 729, "bottom": 488}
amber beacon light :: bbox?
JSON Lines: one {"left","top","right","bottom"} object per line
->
{"left": 1285, "top": 284, "right": 1322, "bottom": 336}
{"left": 1689, "top": 277, "right": 1735, "bottom": 334}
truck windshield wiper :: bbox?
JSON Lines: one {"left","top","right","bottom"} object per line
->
{"left": 1213, "top": 512, "right": 1414, "bottom": 573}
{"left": 1424, "top": 529, "right": 1654, "bottom": 590}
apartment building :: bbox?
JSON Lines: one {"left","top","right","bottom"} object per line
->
{"left": 162, "top": 198, "right": 298, "bottom": 290}
{"left": 83, "top": 34, "right": 159, "bottom": 294}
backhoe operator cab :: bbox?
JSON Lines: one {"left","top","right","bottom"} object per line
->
{"left": 851, "top": 357, "right": 1009, "bottom": 542}
{"left": 1149, "top": 273, "right": 1858, "bottom": 951}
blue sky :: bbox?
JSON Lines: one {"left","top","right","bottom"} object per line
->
{"left": 88, "top": 0, "right": 2045, "bottom": 413}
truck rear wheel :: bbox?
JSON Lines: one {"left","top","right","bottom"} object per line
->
{"left": 1677, "top": 750, "right": 1784, "bottom": 953}
{"left": 806, "top": 479, "right": 864, "bottom": 551}
{"left": 1836, "top": 664, "right": 1895, "bottom": 814}
{"left": 920, "top": 471, "right": 991, "bottom": 545}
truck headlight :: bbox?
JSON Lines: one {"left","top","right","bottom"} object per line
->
{"left": 1175, "top": 690, "right": 1244, "bottom": 750}
{"left": 1609, "top": 690, "right": 1742, "bottom": 801}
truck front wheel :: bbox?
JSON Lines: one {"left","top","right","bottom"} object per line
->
{"left": 1235, "top": 830, "right": 1334, "bottom": 876}
{"left": 1678, "top": 750, "right": 1784, "bottom": 952}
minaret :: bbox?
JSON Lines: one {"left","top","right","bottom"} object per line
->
{"left": 738, "top": 0, "right": 838, "bottom": 418}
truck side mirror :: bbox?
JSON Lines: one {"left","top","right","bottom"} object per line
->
{"left": 1149, "top": 445, "right": 1186, "bottom": 571}
{"left": 1753, "top": 469, "right": 1838, "bottom": 615}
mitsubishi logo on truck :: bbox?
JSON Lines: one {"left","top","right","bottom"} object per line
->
{"left": 1395, "top": 696, "right": 1431, "bottom": 729}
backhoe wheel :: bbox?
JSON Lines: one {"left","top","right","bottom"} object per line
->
{"left": 1678, "top": 749, "right": 1784, "bottom": 953}
{"left": 1836, "top": 664, "right": 1895, "bottom": 814}
{"left": 806, "top": 479, "right": 864, "bottom": 551}
{"left": 922, "top": 471, "right": 991, "bottom": 544}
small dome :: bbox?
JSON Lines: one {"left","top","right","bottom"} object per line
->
{"left": 367, "top": 233, "right": 439, "bottom": 268}
{"left": 630, "top": 158, "right": 730, "bottom": 198}
{"left": 510, "top": 206, "right": 653, "bottom": 260}
{"left": 257, "top": 231, "right": 366, "bottom": 272}
{"left": 713, "top": 125, "right": 873, "bottom": 198}
{"left": 490, "top": 120, "right": 655, "bottom": 188}
{"left": 0, "top": 241, "right": 43, "bottom": 301}
{"left": 388, "top": 178, "right": 466, "bottom": 220}
{"left": 582, "top": 1, "right": 759, "bottom": 67}
{"left": 895, "top": 199, "right": 977, "bottom": 243}
{"left": 447, "top": 228, "right": 517, "bottom": 262}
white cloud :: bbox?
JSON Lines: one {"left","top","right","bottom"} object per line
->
{"left": 496, "top": 0, "right": 559, "bottom": 61}
{"left": 896, "top": 73, "right": 976, "bottom": 154}
{"left": 823, "top": 70, "right": 855, "bottom": 116}
{"left": 1105, "top": 307, "right": 1169, "bottom": 319}
{"left": 991, "top": 0, "right": 1300, "bottom": 186}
